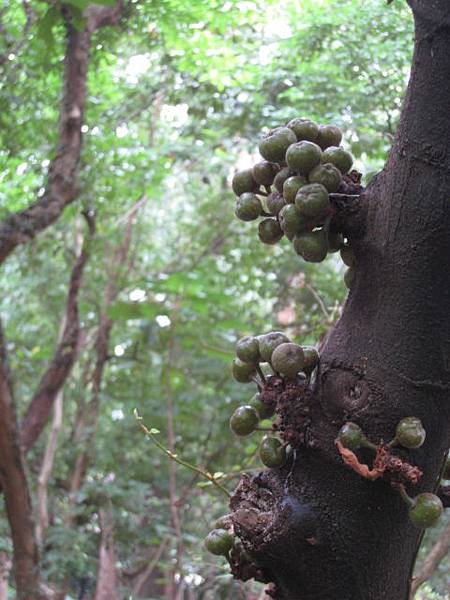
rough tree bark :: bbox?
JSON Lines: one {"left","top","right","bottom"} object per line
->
{"left": 229, "top": 3, "right": 450, "bottom": 599}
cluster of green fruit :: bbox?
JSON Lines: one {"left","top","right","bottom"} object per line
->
{"left": 230, "top": 331, "right": 319, "bottom": 469}
{"left": 231, "top": 118, "right": 357, "bottom": 285}
{"left": 204, "top": 515, "right": 254, "bottom": 572}
{"left": 338, "top": 418, "right": 444, "bottom": 529}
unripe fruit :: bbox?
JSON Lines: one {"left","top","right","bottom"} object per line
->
{"left": 236, "top": 336, "right": 260, "bottom": 364}
{"left": 271, "top": 342, "right": 305, "bottom": 378}
{"left": 302, "top": 346, "right": 319, "bottom": 374}
{"left": 321, "top": 146, "right": 353, "bottom": 174}
{"left": 214, "top": 514, "right": 232, "bottom": 529}
{"left": 395, "top": 417, "right": 426, "bottom": 449}
{"left": 230, "top": 405, "right": 259, "bottom": 436}
{"left": 259, "top": 127, "right": 297, "bottom": 163}
{"left": 274, "top": 167, "right": 295, "bottom": 193}
{"left": 204, "top": 528, "right": 234, "bottom": 555}
{"left": 267, "top": 191, "right": 286, "bottom": 216}
{"left": 259, "top": 435, "right": 287, "bottom": 468}
{"left": 235, "top": 193, "right": 263, "bottom": 222}
{"left": 317, "top": 124, "right": 342, "bottom": 150}
{"left": 338, "top": 422, "right": 365, "bottom": 449}
{"left": 231, "top": 358, "right": 256, "bottom": 383}
{"left": 344, "top": 266, "right": 355, "bottom": 289}
{"left": 279, "top": 204, "right": 307, "bottom": 240}
{"left": 328, "top": 232, "right": 344, "bottom": 253}
{"left": 340, "top": 245, "right": 355, "bottom": 266}
{"left": 258, "top": 218, "right": 284, "bottom": 245}
{"left": 283, "top": 175, "right": 308, "bottom": 203}
{"left": 232, "top": 169, "right": 258, "bottom": 196}
{"left": 253, "top": 160, "right": 280, "bottom": 186}
{"left": 409, "top": 493, "right": 443, "bottom": 529}
{"left": 293, "top": 229, "right": 328, "bottom": 263}
{"left": 442, "top": 457, "right": 450, "bottom": 480}
{"left": 287, "top": 118, "right": 319, "bottom": 142}
{"left": 258, "top": 331, "right": 290, "bottom": 363}
{"left": 286, "top": 141, "right": 322, "bottom": 175}
{"left": 308, "top": 163, "right": 342, "bottom": 193}
{"left": 249, "top": 392, "right": 275, "bottom": 420}
{"left": 295, "top": 183, "right": 330, "bottom": 220}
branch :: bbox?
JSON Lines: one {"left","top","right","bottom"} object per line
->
{"left": 411, "top": 517, "right": 450, "bottom": 596}
{"left": 20, "top": 212, "right": 95, "bottom": 454}
{"left": 0, "top": 3, "right": 122, "bottom": 265}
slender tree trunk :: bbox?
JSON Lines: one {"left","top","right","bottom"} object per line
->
{"left": 230, "top": 4, "right": 450, "bottom": 599}
{"left": 94, "top": 507, "right": 120, "bottom": 600}
{"left": 411, "top": 516, "right": 450, "bottom": 596}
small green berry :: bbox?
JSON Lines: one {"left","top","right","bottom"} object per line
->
{"left": 258, "top": 218, "right": 284, "bottom": 245}
{"left": 259, "top": 127, "right": 297, "bottom": 163}
{"left": 344, "top": 266, "right": 355, "bottom": 289}
{"left": 236, "top": 336, "right": 260, "bottom": 364}
{"left": 258, "top": 331, "right": 290, "bottom": 363}
{"left": 214, "top": 514, "right": 232, "bottom": 529}
{"left": 235, "top": 193, "right": 263, "bottom": 222}
{"left": 338, "top": 422, "right": 365, "bottom": 449}
{"left": 328, "top": 232, "right": 344, "bottom": 253}
{"left": 395, "top": 417, "right": 426, "bottom": 449}
{"left": 321, "top": 146, "right": 353, "bottom": 174}
{"left": 249, "top": 392, "right": 275, "bottom": 420}
{"left": 340, "top": 245, "right": 355, "bottom": 266}
{"left": 271, "top": 342, "right": 304, "bottom": 378}
{"left": 230, "top": 405, "right": 259, "bottom": 436}
{"left": 274, "top": 167, "right": 295, "bottom": 193}
{"left": 287, "top": 118, "right": 319, "bottom": 142}
{"left": 259, "top": 435, "right": 287, "bottom": 468}
{"left": 293, "top": 229, "right": 328, "bottom": 263}
{"left": 302, "top": 346, "right": 319, "bottom": 374}
{"left": 308, "top": 163, "right": 342, "bottom": 193}
{"left": 204, "top": 528, "right": 234, "bottom": 555}
{"left": 295, "top": 183, "right": 330, "bottom": 220}
{"left": 252, "top": 160, "right": 280, "bottom": 186}
{"left": 409, "top": 493, "right": 443, "bottom": 529}
{"left": 442, "top": 457, "right": 450, "bottom": 480}
{"left": 232, "top": 169, "right": 258, "bottom": 196}
{"left": 317, "top": 124, "right": 342, "bottom": 150}
{"left": 231, "top": 358, "right": 256, "bottom": 383}
{"left": 283, "top": 175, "right": 308, "bottom": 203}
{"left": 279, "top": 204, "right": 308, "bottom": 240}
{"left": 266, "top": 191, "right": 286, "bottom": 216}
{"left": 286, "top": 141, "right": 322, "bottom": 176}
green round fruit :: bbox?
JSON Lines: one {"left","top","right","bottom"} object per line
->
{"left": 252, "top": 161, "right": 280, "bottom": 186}
{"left": 302, "top": 346, "right": 319, "bottom": 374}
{"left": 295, "top": 183, "right": 330, "bottom": 220}
{"left": 283, "top": 175, "right": 308, "bottom": 203}
{"left": 328, "top": 232, "right": 344, "bottom": 253}
{"left": 258, "top": 331, "right": 290, "bottom": 363}
{"left": 395, "top": 417, "right": 426, "bottom": 449}
{"left": 267, "top": 191, "right": 286, "bottom": 216}
{"left": 344, "top": 266, "right": 355, "bottom": 289}
{"left": 259, "top": 435, "right": 287, "bottom": 468}
{"left": 214, "top": 514, "right": 232, "bottom": 529}
{"left": 286, "top": 141, "right": 322, "bottom": 176}
{"left": 293, "top": 229, "right": 328, "bottom": 263}
{"left": 442, "top": 457, "right": 450, "bottom": 480}
{"left": 271, "top": 342, "right": 304, "bottom": 378}
{"left": 204, "top": 528, "right": 234, "bottom": 555}
{"left": 321, "top": 146, "right": 353, "bottom": 174}
{"left": 338, "top": 422, "right": 365, "bottom": 449}
{"left": 232, "top": 169, "right": 258, "bottom": 196}
{"left": 340, "top": 245, "right": 355, "bottom": 266}
{"left": 287, "top": 118, "right": 319, "bottom": 142}
{"left": 236, "top": 336, "right": 260, "bottom": 364}
{"left": 274, "top": 166, "right": 295, "bottom": 193}
{"left": 317, "top": 124, "right": 343, "bottom": 150}
{"left": 259, "top": 127, "right": 297, "bottom": 163}
{"left": 279, "top": 204, "right": 307, "bottom": 239}
{"left": 308, "top": 163, "right": 342, "bottom": 193}
{"left": 249, "top": 392, "right": 275, "bottom": 420}
{"left": 231, "top": 358, "right": 257, "bottom": 383}
{"left": 258, "top": 218, "right": 284, "bottom": 245}
{"left": 235, "top": 193, "right": 263, "bottom": 222}
{"left": 230, "top": 405, "right": 259, "bottom": 436}
{"left": 409, "top": 493, "right": 443, "bottom": 529}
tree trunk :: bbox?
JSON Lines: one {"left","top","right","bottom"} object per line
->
{"left": 94, "top": 508, "right": 120, "bottom": 600}
{"left": 230, "top": 4, "right": 450, "bottom": 599}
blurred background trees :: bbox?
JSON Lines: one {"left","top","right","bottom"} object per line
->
{"left": 0, "top": 0, "right": 447, "bottom": 598}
